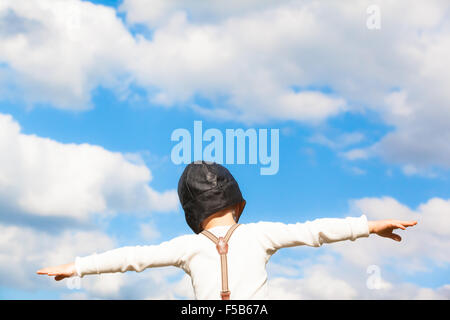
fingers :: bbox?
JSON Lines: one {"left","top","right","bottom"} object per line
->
{"left": 392, "top": 220, "right": 418, "bottom": 230}
{"left": 398, "top": 220, "right": 418, "bottom": 227}
{"left": 36, "top": 268, "right": 51, "bottom": 275}
{"left": 388, "top": 220, "right": 416, "bottom": 241}
{"left": 37, "top": 270, "right": 59, "bottom": 276}
{"left": 393, "top": 223, "right": 406, "bottom": 230}
{"left": 36, "top": 267, "right": 69, "bottom": 280}
{"left": 389, "top": 232, "right": 402, "bottom": 242}
{"left": 373, "top": 219, "right": 416, "bottom": 242}
{"left": 39, "top": 272, "right": 69, "bottom": 281}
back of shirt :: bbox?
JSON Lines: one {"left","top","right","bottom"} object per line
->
{"left": 186, "top": 224, "right": 271, "bottom": 299}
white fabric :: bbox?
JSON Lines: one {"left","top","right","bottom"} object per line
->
{"left": 75, "top": 215, "right": 370, "bottom": 299}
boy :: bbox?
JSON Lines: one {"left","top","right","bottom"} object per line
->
{"left": 37, "top": 161, "right": 417, "bottom": 299}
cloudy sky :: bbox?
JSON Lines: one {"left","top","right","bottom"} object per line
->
{"left": 0, "top": 0, "right": 449, "bottom": 299}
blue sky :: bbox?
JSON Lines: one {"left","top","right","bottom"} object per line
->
{"left": 0, "top": 0, "right": 449, "bottom": 299}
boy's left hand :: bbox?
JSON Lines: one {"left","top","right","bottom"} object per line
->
{"left": 368, "top": 220, "right": 417, "bottom": 242}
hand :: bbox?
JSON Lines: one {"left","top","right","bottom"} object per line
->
{"left": 36, "top": 263, "right": 76, "bottom": 281}
{"left": 368, "top": 219, "right": 417, "bottom": 241}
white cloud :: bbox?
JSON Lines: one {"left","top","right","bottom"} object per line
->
{"left": 268, "top": 265, "right": 358, "bottom": 300}
{"left": 267, "top": 259, "right": 450, "bottom": 299}
{"left": 0, "top": 113, "right": 178, "bottom": 220}
{"left": 124, "top": 3, "right": 351, "bottom": 124}
{"left": 340, "top": 148, "right": 371, "bottom": 161}
{"left": 0, "top": 0, "right": 350, "bottom": 124}
{"left": 1, "top": 0, "right": 450, "bottom": 169}
{"left": 332, "top": 197, "right": 450, "bottom": 273}
{"left": 0, "top": 221, "right": 193, "bottom": 299}
{"left": 76, "top": 267, "right": 191, "bottom": 300}
{"left": 308, "top": 132, "right": 365, "bottom": 150}
{"left": 76, "top": 273, "right": 125, "bottom": 299}
{"left": 349, "top": 166, "right": 366, "bottom": 176}
{"left": 0, "top": 111, "right": 180, "bottom": 299}
{"left": 139, "top": 221, "right": 161, "bottom": 242}
{"left": 119, "top": 0, "right": 278, "bottom": 28}
{"left": 121, "top": 0, "right": 450, "bottom": 170}
{"left": 264, "top": 195, "right": 450, "bottom": 299}
{"left": 0, "top": 0, "right": 136, "bottom": 109}
{"left": 0, "top": 222, "right": 115, "bottom": 289}
{"left": 402, "top": 164, "right": 420, "bottom": 176}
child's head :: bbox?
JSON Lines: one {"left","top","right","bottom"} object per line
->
{"left": 177, "top": 161, "right": 246, "bottom": 234}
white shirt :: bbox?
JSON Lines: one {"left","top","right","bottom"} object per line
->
{"left": 75, "top": 215, "right": 370, "bottom": 299}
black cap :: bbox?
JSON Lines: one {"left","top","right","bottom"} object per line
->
{"left": 177, "top": 161, "right": 246, "bottom": 234}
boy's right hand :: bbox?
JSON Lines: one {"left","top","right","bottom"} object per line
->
{"left": 36, "top": 263, "right": 76, "bottom": 281}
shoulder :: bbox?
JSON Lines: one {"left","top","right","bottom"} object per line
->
{"left": 157, "top": 233, "right": 199, "bottom": 248}
{"left": 237, "top": 221, "right": 290, "bottom": 236}
{"left": 236, "top": 222, "right": 290, "bottom": 255}
{"left": 241, "top": 221, "right": 288, "bottom": 230}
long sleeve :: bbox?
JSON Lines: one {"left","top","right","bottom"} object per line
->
{"left": 74, "top": 234, "right": 193, "bottom": 277}
{"left": 255, "top": 215, "right": 370, "bottom": 256}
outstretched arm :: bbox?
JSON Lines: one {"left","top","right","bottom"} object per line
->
{"left": 37, "top": 234, "right": 192, "bottom": 282}
{"left": 255, "top": 215, "right": 417, "bottom": 255}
